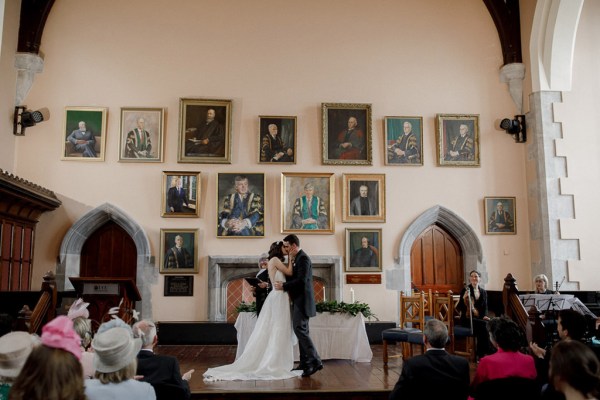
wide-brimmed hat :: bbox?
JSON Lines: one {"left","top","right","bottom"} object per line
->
{"left": 92, "top": 327, "right": 142, "bottom": 373}
{"left": 0, "top": 331, "right": 37, "bottom": 378}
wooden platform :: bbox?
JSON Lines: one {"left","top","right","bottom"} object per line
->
{"left": 157, "top": 344, "right": 404, "bottom": 400}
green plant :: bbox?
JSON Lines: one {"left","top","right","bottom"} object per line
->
{"left": 315, "top": 300, "right": 378, "bottom": 320}
{"left": 235, "top": 301, "right": 256, "bottom": 314}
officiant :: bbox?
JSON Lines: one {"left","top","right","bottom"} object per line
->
{"left": 253, "top": 253, "right": 271, "bottom": 315}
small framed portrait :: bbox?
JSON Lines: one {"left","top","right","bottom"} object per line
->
{"left": 161, "top": 171, "right": 201, "bottom": 217}
{"left": 342, "top": 174, "right": 385, "bottom": 223}
{"left": 119, "top": 107, "right": 164, "bottom": 162}
{"left": 484, "top": 196, "right": 516, "bottom": 235}
{"left": 62, "top": 106, "right": 107, "bottom": 161}
{"left": 322, "top": 103, "right": 372, "bottom": 165}
{"left": 281, "top": 172, "right": 335, "bottom": 234}
{"left": 345, "top": 228, "right": 382, "bottom": 272}
{"left": 258, "top": 116, "right": 296, "bottom": 164}
{"left": 436, "top": 114, "right": 480, "bottom": 167}
{"left": 217, "top": 173, "right": 265, "bottom": 238}
{"left": 178, "top": 98, "right": 232, "bottom": 164}
{"left": 384, "top": 116, "right": 423, "bottom": 166}
{"left": 159, "top": 229, "right": 199, "bottom": 274}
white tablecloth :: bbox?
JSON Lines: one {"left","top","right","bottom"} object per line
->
{"left": 234, "top": 312, "right": 373, "bottom": 362}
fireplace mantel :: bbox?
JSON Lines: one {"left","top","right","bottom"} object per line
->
{"left": 208, "top": 255, "right": 343, "bottom": 321}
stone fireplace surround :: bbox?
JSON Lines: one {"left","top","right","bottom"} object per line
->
{"left": 208, "top": 255, "right": 343, "bottom": 322}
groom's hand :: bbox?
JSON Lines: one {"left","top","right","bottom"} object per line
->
{"left": 274, "top": 281, "right": 284, "bottom": 291}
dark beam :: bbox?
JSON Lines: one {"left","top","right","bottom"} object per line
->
{"left": 17, "top": 0, "right": 55, "bottom": 54}
{"left": 483, "top": 0, "right": 523, "bottom": 65}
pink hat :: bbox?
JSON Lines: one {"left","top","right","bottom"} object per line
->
{"left": 41, "top": 316, "right": 82, "bottom": 360}
{"left": 67, "top": 298, "right": 90, "bottom": 320}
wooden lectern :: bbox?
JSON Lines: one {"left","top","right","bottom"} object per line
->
{"left": 69, "top": 277, "right": 141, "bottom": 327}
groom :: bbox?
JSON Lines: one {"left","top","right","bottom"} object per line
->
{"left": 274, "top": 234, "right": 323, "bottom": 377}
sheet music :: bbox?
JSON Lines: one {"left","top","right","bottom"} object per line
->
{"left": 518, "top": 294, "right": 574, "bottom": 311}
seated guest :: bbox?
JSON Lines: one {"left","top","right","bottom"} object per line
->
{"left": 85, "top": 327, "right": 156, "bottom": 400}
{"left": 456, "top": 270, "right": 494, "bottom": 359}
{"left": 550, "top": 340, "right": 600, "bottom": 400}
{"left": 0, "top": 331, "right": 38, "bottom": 399}
{"left": 534, "top": 274, "right": 557, "bottom": 294}
{"left": 132, "top": 320, "right": 193, "bottom": 399}
{"left": 389, "top": 319, "right": 470, "bottom": 400}
{"left": 470, "top": 317, "right": 537, "bottom": 397}
{"left": 96, "top": 317, "right": 132, "bottom": 335}
{"left": 9, "top": 316, "right": 85, "bottom": 400}
{"left": 68, "top": 298, "right": 95, "bottom": 378}
{"left": 0, "top": 313, "right": 13, "bottom": 337}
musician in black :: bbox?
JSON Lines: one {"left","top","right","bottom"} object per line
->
{"left": 534, "top": 274, "right": 556, "bottom": 294}
{"left": 456, "top": 270, "right": 494, "bottom": 360}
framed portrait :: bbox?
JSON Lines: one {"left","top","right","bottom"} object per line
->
{"left": 61, "top": 106, "right": 107, "bottom": 161}
{"left": 384, "top": 116, "right": 423, "bottom": 166}
{"left": 159, "top": 229, "right": 199, "bottom": 274}
{"left": 322, "top": 103, "right": 372, "bottom": 165}
{"left": 484, "top": 196, "right": 516, "bottom": 235}
{"left": 164, "top": 276, "right": 194, "bottom": 296}
{"left": 345, "top": 228, "right": 382, "bottom": 272}
{"left": 161, "top": 171, "right": 201, "bottom": 217}
{"left": 281, "top": 172, "right": 335, "bottom": 234}
{"left": 119, "top": 107, "right": 164, "bottom": 162}
{"left": 216, "top": 173, "right": 265, "bottom": 238}
{"left": 436, "top": 114, "right": 480, "bottom": 167}
{"left": 258, "top": 116, "right": 296, "bottom": 164}
{"left": 178, "top": 98, "right": 232, "bottom": 164}
{"left": 342, "top": 174, "right": 385, "bottom": 223}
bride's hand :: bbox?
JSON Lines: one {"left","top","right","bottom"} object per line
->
{"left": 273, "top": 281, "right": 284, "bottom": 291}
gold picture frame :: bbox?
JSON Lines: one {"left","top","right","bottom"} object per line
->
{"left": 119, "top": 107, "right": 165, "bottom": 162}
{"left": 161, "top": 171, "right": 201, "bottom": 217}
{"left": 62, "top": 106, "right": 108, "bottom": 161}
{"left": 258, "top": 115, "right": 297, "bottom": 164}
{"left": 281, "top": 172, "right": 335, "bottom": 234}
{"left": 484, "top": 196, "right": 516, "bottom": 235}
{"left": 216, "top": 173, "right": 265, "bottom": 238}
{"left": 345, "top": 228, "right": 382, "bottom": 272}
{"left": 436, "top": 114, "right": 480, "bottom": 167}
{"left": 322, "top": 103, "right": 372, "bottom": 165}
{"left": 342, "top": 173, "right": 385, "bottom": 223}
{"left": 384, "top": 116, "right": 423, "bottom": 165}
{"left": 178, "top": 98, "right": 232, "bottom": 164}
{"left": 159, "top": 228, "right": 199, "bottom": 274}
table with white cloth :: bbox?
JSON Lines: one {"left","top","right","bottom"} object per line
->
{"left": 234, "top": 312, "right": 373, "bottom": 362}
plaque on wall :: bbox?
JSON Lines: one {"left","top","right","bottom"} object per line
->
{"left": 345, "top": 274, "right": 381, "bottom": 284}
{"left": 164, "top": 276, "right": 194, "bottom": 296}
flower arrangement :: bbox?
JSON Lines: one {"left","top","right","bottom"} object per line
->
{"left": 235, "top": 300, "right": 377, "bottom": 320}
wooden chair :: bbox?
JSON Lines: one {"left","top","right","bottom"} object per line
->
{"left": 433, "top": 291, "right": 454, "bottom": 352}
{"left": 452, "top": 294, "right": 476, "bottom": 362}
{"left": 382, "top": 291, "right": 426, "bottom": 365}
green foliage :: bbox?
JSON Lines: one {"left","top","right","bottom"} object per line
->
{"left": 235, "top": 301, "right": 256, "bottom": 314}
{"left": 235, "top": 300, "right": 378, "bottom": 320}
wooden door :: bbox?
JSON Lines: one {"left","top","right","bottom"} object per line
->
{"left": 80, "top": 221, "right": 137, "bottom": 282}
{"left": 410, "top": 224, "right": 463, "bottom": 294}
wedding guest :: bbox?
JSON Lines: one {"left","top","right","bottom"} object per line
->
{"left": 550, "top": 340, "right": 600, "bottom": 400}
{"left": 67, "top": 298, "right": 94, "bottom": 379}
{"left": 9, "top": 316, "right": 85, "bottom": 400}
{"left": 0, "top": 331, "right": 38, "bottom": 399}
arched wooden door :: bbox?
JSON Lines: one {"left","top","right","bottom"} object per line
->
{"left": 80, "top": 221, "right": 137, "bottom": 281}
{"left": 410, "top": 224, "right": 463, "bottom": 294}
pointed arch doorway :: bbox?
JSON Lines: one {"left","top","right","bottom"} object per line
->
{"left": 410, "top": 224, "right": 464, "bottom": 294}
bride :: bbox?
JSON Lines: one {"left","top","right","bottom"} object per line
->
{"left": 203, "top": 241, "right": 302, "bottom": 381}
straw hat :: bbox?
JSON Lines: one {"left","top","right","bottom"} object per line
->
{"left": 0, "top": 331, "right": 37, "bottom": 378}
{"left": 92, "top": 327, "right": 142, "bottom": 373}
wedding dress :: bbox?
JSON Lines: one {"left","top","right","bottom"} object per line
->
{"left": 203, "top": 268, "right": 301, "bottom": 381}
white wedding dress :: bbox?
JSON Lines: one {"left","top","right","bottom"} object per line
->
{"left": 203, "top": 268, "right": 301, "bottom": 381}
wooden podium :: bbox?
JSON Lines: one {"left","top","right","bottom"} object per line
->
{"left": 69, "top": 277, "right": 141, "bottom": 327}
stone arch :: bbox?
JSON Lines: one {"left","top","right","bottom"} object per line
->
{"left": 57, "top": 203, "right": 156, "bottom": 318}
{"left": 386, "top": 205, "right": 485, "bottom": 295}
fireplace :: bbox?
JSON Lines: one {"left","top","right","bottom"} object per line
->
{"left": 208, "top": 255, "right": 343, "bottom": 322}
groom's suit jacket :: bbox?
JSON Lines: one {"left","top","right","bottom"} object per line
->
{"left": 282, "top": 249, "right": 316, "bottom": 318}
{"left": 136, "top": 350, "right": 190, "bottom": 399}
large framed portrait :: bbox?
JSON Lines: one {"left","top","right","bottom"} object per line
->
{"left": 159, "top": 229, "right": 199, "bottom": 274}
{"left": 178, "top": 98, "right": 232, "bottom": 164}
{"left": 342, "top": 174, "right": 385, "bottom": 223}
{"left": 345, "top": 228, "right": 382, "bottom": 272}
{"left": 384, "top": 116, "right": 423, "bottom": 166}
{"left": 281, "top": 172, "right": 335, "bottom": 234}
{"left": 61, "top": 106, "right": 107, "bottom": 161}
{"left": 322, "top": 103, "right": 372, "bottom": 165}
{"left": 484, "top": 196, "right": 516, "bottom": 235}
{"left": 161, "top": 171, "right": 201, "bottom": 217}
{"left": 119, "top": 107, "right": 164, "bottom": 162}
{"left": 258, "top": 116, "right": 296, "bottom": 164}
{"left": 436, "top": 114, "right": 480, "bottom": 167}
{"left": 216, "top": 173, "right": 265, "bottom": 238}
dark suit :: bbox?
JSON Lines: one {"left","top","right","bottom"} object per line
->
{"left": 282, "top": 249, "right": 321, "bottom": 368}
{"left": 389, "top": 349, "right": 470, "bottom": 400}
{"left": 167, "top": 186, "right": 189, "bottom": 212}
{"left": 136, "top": 350, "right": 190, "bottom": 400}
{"left": 254, "top": 268, "right": 270, "bottom": 316}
